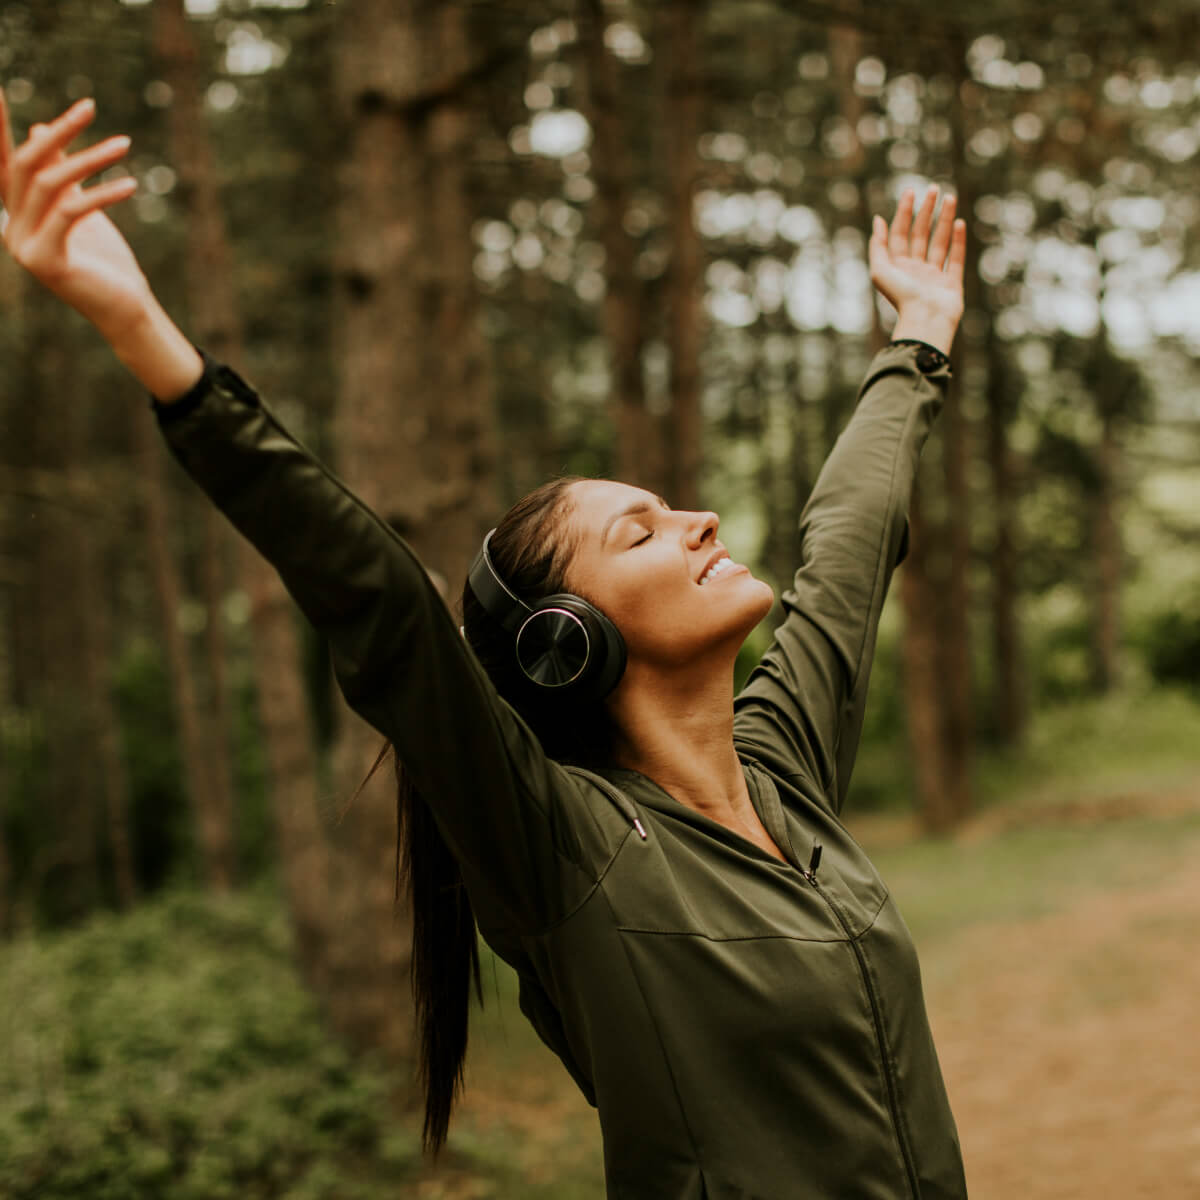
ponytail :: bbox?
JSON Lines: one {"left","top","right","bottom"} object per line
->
{"left": 394, "top": 751, "right": 481, "bottom": 1153}
{"left": 386, "top": 474, "right": 613, "bottom": 1152}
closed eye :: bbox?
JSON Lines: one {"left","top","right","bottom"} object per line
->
{"left": 631, "top": 529, "right": 654, "bottom": 547}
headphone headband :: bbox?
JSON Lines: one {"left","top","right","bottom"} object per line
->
{"left": 467, "top": 529, "right": 528, "bottom": 634}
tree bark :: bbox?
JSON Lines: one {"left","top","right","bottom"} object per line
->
{"left": 22, "top": 297, "right": 103, "bottom": 918}
{"left": 984, "top": 328, "right": 1025, "bottom": 741}
{"left": 154, "top": 0, "right": 240, "bottom": 890}
{"left": 154, "top": 0, "right": 333, "bottom": 980}
{"left": 581, "top": 0, "right": 662, "bottom": 492}
{"left": 661, "top": 0, "right": 705, "bottom": 510}
{"left": 931, "top": 40, "right": 977, "bottom": 827}
{"left": 132, "top": 408, "right": 234, "bottom": 890}
{"left": 898, "top": 486, "right": 956, "bottom": 833}
{"left": 329, "top": 0, "right": 501, "bottom": 1064}
{"left": 77, "top": 529, "right": 138, "bottom": 908}
{"left": 1090, "top": 412, "right": 1122, "bottom": 691}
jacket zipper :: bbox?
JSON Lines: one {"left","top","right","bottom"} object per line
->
{"left": 803, "top": 846, "right": 921, "bottom": 1199}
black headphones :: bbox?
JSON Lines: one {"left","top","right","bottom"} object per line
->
{"left": 467, "top": 529, "right": 627, "bottom": 700}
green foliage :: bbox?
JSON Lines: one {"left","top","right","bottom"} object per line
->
{"left": 1027, "top": 613, "right": 1096, "bottom": 703}
{"left": 0, "top": 889, "right": 420, "bottom": 1200}
{"left": 1132, "top": 600, "right": 1200, "bottom": 692}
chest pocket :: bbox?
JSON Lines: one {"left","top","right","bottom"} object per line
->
{"left": 600, "top": 809, "right": 888, "bottom": 943}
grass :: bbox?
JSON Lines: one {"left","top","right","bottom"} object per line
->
{"left": 852, "top": 685, "right": 1200, "bottom": 818}
{"left": 972, "top": 687, "right": 1200, "bottom": 813}
{"left": 861, "top": 811, "right": 1200, "bottom": 944}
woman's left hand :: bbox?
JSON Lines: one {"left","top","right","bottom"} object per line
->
{"left": 869, "top": 187, "right": 966, "bottom": 356}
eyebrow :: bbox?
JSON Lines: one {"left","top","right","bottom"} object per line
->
{"left": 600, "top": 496, "right": 670, "bottom": 549}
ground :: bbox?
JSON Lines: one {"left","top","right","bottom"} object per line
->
{"left": 426, "top": 785, "right": 1200, "bottom": 1198}
{"left": 932, "top": 836, "right": 1200, "bottom": 1198}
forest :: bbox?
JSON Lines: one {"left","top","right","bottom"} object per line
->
{"left": 2, "top": 0, "right": 1200, "bottom": 1196}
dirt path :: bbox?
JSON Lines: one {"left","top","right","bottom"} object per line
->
{"left": 929, "top": 863, "right": 1200, "bottom": 1199}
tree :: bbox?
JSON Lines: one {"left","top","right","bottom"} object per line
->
{"left": 153, "top": 0, "right": 335, "bottom": 985}
{"left": 328, "top": 0, "right": 503, "bottom": 1062}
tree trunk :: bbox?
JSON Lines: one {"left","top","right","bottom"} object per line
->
{"left": 898, "top": 486, "right": 956, "bottom": 833}
{"left": 932, "top": 40, "right": 978, "bottom": 827}
{"left": 0, "top": 781, "right": 10, "bottom": 935}
{"left": 1090, "top": 413, "right": 1122, "bottom": 691}
{"left": 77, "top": 529, "right": 138, "bottom": 908}
{"left": 132, "top": 409, "right": 233, "bottom": 890}
{"left": 660, "top": 0, "right": 705, "bottom": 510}
{"left": 984, "top": 329, "right": 1025, "bottom": 742}
{"left": 154, "top": 0, "right": 240, "bottom": 890}
{"left": 154, "top": 0, "right": 333, "bottom": 981}
{"left": 581, "top": 0, "right": 662, "bottom": 492}
{"left": 22, "top": 298, "right": 103, "bottom": 919}
{"left": 329, "top": 0, "right": 501, "bottom": 1064}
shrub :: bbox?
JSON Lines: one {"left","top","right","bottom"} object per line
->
{"left": 0, "top": 888, "right": 419, "bottom": 1199}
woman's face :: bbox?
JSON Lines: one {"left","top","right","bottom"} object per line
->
{"left": 563, "top": 480, "right": 775, "bottom": 671}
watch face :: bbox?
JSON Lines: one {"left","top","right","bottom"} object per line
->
{"left": 516, "top": 608, "right": 591, "bottom": 687}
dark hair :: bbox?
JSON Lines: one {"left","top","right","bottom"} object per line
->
{"left": 390, "top": 475, "right": 616, "bottom": 1154}
{"left": 461, "top": 477, "right": 617, "bottom": 766}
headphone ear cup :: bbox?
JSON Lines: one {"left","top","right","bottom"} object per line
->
{"left": 516, "top": 594, "right": 626, "bottom": 700}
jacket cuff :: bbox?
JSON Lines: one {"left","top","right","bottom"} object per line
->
{"left": 151, "top": 350, "right": 261, "bottom": 426}
{"left": 889, "top": 338, "right": 951, "bottom": 376}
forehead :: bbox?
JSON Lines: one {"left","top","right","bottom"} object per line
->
{"left": 567, "top": 479, "right": 662, "bottom": 541}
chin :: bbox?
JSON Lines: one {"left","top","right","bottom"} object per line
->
{"left": 727, "top": 576, "right": 775, "bottom": 637}
{"left": 745, "top": 575, "right": 775, "bottom": 617}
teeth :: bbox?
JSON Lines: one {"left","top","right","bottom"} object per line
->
{"left": 700, "top": 557, "right": 734, "bottom": 585}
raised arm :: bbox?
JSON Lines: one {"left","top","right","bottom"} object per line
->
{"left": 733, "top": 189, "right": 965, "bottom": 813}
{"left": 1, "top": 95, "right": 604, "bottom": 931}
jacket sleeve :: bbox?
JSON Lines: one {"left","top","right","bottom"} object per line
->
{"left": 155, "top": 356, "right": 599, "bottom": 932}
{"left": 732, "top": 341, "right": 949, "bottom": 814}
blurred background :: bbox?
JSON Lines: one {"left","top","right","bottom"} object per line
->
{"left": 2, "top": 0, "right": 1200, "bottom": 1196}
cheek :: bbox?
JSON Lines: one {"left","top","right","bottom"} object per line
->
{"left": 583, "top": 565, "right": 690, "bottom": 642}
{"left": 606, "top": 574, "right": 774, "bottom": 661}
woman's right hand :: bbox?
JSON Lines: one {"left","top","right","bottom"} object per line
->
{"left": 1, "top": 90, "right": 202, "bottom": 401}
{"left": 0, "top": 93, "right": 153, "bottom": 341}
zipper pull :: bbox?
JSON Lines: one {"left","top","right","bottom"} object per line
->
{"left": 633, "top": 817, "right": 648, "bottom": 840}
{"left": 805, "top": 841, "right": 823, "bottom": 882}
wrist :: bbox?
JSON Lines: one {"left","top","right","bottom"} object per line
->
{"left": 890, "top": 305, "right": 959, "bottom": 357}
{"left": 105, "top": 298, "right": 204, "bottom": 402}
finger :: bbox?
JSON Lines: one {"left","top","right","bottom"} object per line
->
{"left": 9, "top": 98, "right": 96, "bottom": 205}
{"left": 889, "top": 189, "right": 914, "bottom": 258}
{"left": 2, "top": 138, "right": 66, "bottom": 244}
{"left": 945, "top": 218, "right": 967, "bottom": 284}
{"left": 927, "top": 193, "right": 958, "bottom": 266}
{"left": 33, "top": 174, "right": 137, "bottom": 252}
{"left": 909, "top": 187, "right": 938, "bottom": 260}
{"left": 22, "top": 135, "right": 130, "bottom": 234}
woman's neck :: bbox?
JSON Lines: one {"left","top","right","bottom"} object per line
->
{"left": 607, "top": 656, "right": 784, "bottom": 859}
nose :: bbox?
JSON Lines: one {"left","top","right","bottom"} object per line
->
{"left": 684, "top": 509, "right": 719, "bottom": 547}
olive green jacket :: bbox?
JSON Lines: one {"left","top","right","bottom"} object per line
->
{"left": 158, "top": 341, "right": 966, "bottom": 1199}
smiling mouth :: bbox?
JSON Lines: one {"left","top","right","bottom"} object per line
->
{"left": 698, "top": 555, "right": 737, "bottom": 585}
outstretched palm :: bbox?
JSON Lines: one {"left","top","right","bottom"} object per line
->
{"left": 0, "top": 92, "right": 151, "bottom": 337}
{"left": 868, "top": 187, "right": 966, "bottom": 327}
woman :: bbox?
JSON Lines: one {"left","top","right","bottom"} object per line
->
{"left": 1, "top": 94, "right": 968, "bottom": 1198}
